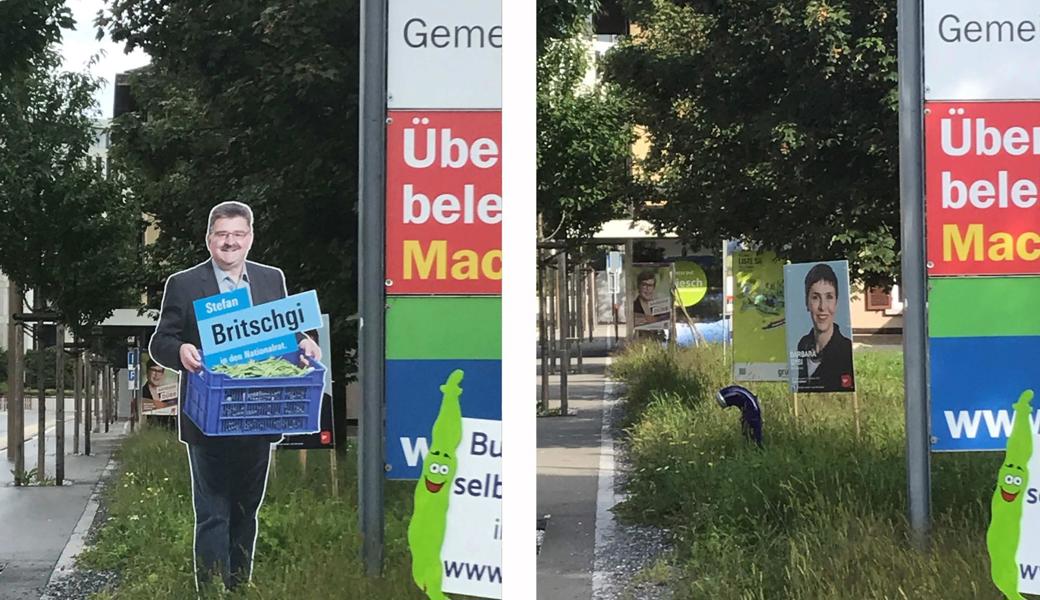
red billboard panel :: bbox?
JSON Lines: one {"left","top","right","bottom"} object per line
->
{"left": 386, "top": 111, "right": 502, "bottom": 294}
{"left": 926, "top": 101, "right": 1040, "bottom": 276}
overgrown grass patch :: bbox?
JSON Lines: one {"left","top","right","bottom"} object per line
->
{"left": 79, "top": 428, "right": 426, "bottom": 599}
{"left": 611, "top": 344, "right": 1001, "bottom": 599}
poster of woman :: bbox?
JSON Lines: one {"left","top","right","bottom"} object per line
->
{"left": 783, "top": 260, "right": 856, "bottom": 393}
{"left": 626, "top": 263, "right": 673, "bottom": 339}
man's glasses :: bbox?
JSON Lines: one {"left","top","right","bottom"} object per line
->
{"left": 210, "top": 230, "right": 250, "bottom": 241}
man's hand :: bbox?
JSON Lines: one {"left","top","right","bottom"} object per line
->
{"left": 299, "top": 336, "right": 322, "bottom": 366}
{"left": 179, "top": 343, "right": 202, "bottom": 373}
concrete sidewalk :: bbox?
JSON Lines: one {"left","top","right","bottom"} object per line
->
{"left": 537, "top": 356, "right": 613, "bottom": 600}
{"left": 0, "top": 422, "right": 126, "bottom": 600}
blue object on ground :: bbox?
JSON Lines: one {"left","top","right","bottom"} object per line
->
{"left": 716, "top": 385, "right": 764, "bottom": 448}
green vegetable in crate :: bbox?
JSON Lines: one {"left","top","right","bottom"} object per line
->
{"left": 212, "top": 357, "right": 309, "bottom": 378}
{"left": 408, "top": 369, "right": 464, "bottom": 600}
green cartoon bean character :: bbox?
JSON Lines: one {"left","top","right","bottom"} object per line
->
{"left": 408, "top": 369, "right": 465, "bottom": 600}
{"left": 988, "top": 389, "right": 1034, "bottom": 600}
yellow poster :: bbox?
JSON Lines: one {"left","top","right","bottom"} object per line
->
{"left": 732, "top": 251, "right": 788, "bottom": 381}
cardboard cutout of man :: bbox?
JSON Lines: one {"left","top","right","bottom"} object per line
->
{"left": 149, "top": 201, "right": 321, "bottom": 591}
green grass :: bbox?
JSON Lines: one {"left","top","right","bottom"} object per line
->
{"left": 610, "top": 343, "right": 1004, "bottom": 600}
{"left": 78, "top": 429, "right": 427, "bottom": 599}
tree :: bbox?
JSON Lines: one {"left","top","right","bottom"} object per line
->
{"left": 100, "top": 0, "right": 360, "bottom": 383}
{"left": 538, "top": 37, "right": 635, "bottom": 243}
{"left": 604, "top": 0, "right": 899, "bottom": 283}
{"left": 0, "top": 48, "right": 141, "bottom": 338}
{"left": 538, "top": 0, "right": 601, "bottom": 51}
{"left": 537, "top": 0, "right": 635, "bottom": 244}
{"left": 0, "top": 0, "right": 73, "bottom": 76}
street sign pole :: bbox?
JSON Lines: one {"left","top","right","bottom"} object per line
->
{"left": 898, "top": 0, "right": 931, "bottom": 547}
{"left": 358, "top": 0, "right": 387, "bottom": 577}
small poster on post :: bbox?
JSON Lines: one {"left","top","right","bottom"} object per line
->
{"left": 626, "top": 263, "right": 673, "bottom": 339}
{"left": 783, "top": 260, "right": 856, "bottom": 393}
{"left": 139, "top": 352, "right": 178, "bottom": 417}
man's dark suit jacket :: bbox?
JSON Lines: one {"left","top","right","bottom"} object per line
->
{"left": 149, "top": 259, "right": 290, "bottom": 446}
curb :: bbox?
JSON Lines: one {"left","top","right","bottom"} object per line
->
{"left": 40, "top": 453, "right": 119, "bottom": 598}
{"left": 592, "top": 359, "right": 619, "bottom": 599}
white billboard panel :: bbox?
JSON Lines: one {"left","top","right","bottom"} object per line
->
{"left": 442, "top": 418, "right": 502, "bottom": 598}
{"left": 388, "top": 0, "right": 502, "bottom": 109}
{"left": 925, "top": 2, "right": 1040, "bottom": 100}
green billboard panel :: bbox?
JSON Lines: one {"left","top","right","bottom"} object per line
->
{"left": 386, "top": 296, "right": 502, "bottom": 359}
{"left": 930, "top": 277, "right": 1040, "bottom": 338}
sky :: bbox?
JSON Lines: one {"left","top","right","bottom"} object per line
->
{"left": 59, "top": 0, "right": 151, "bottom": 119}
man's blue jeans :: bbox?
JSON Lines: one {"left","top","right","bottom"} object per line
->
{"left": 187, "top": 438, "right": 272, "bottom": 590}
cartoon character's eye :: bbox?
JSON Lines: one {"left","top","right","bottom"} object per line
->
{"left": 438, "top": 464, "right": 450, "bottom": 475}
{"left": 429, "top": 463, "right": 441, "bottom": 475}
{"left": 1014, "top": 477, "right": 1024, "bottom": 486}
{"left": 1006, "top": 474, "right": 1016, "bottom": 485}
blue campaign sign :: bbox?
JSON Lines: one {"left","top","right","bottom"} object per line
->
{"left": 385, "top": 359, "right": 501, "bottom": 480}
{"left": 192, "top": 288, "right": 252, "bottom": 321}
{"left": 203, "top": 334, "right": 300, "bottom": 368}
{"left": 196, "top": 290, "right": 322, "bottom": 368}
{"left": 931, "top": 336, "right": 1040, "bottom": 451}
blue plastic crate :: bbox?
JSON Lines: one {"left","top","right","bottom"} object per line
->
{"left": 185, "top": 353, "right": 325, "bottom": 437}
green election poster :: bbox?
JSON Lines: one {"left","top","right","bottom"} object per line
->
{"left": 732, "top": 250, "right": 787, "bottom": 381}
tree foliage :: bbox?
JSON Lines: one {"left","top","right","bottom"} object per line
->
{"left": 0, "top": 49, "right": 141, "bottom": 337}
{"left": 538, "top": 37, "right": 635, "bottom": 243}
{"left": 604, "top": 0, "right": 899, "bottom": 283}
{"left": 537, "top": 0, "right": 635, "bottom": 244}
{"left": 538, "top": 0, "right": 601, "bottom": 51}
{"left": 100, "top": 0, "right": 360, "bottom": 378}
{"left": 0, "top": 0, "right": 73, "bottom": 76}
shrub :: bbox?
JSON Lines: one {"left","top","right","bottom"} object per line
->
{"left": 610, "top": 344, "right": 999, "bottom": 599}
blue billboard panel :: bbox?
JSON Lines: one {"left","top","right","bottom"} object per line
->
{"left": 385, "top": 359, "right": 501, "bottom": 479}
{"left": 931, "top": 336, "right": 1040, "bottom": 451}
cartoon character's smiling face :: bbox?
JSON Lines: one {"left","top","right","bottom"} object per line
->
{"left": 422, "top": 449, "right": 457, "bottom": 494}
{"left": 999, "top": 463, "right": 1026, "bottom": 503}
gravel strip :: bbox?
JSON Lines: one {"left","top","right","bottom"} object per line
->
{"left": 593, "top": 392, "right": 674, "bottom": 600}
{"left": 41, "top": 469, "right": 121, "bottom": 600}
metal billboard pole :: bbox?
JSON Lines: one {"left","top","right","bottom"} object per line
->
{"left": 897, "top": 0, "right": 932, "bottom": 547}
{"left": 358, "top": 0, "right": 387, "bottom": 577}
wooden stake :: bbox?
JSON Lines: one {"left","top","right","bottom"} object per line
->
{"left": 852, "top": 391, "right": 862, "bottom": 440}
{"left": 299, "top": 449, "right": 308, "bottom": 470}
{"left": 793, "top": 391, "right": 800, "bottom": 420}
{"left": 55, "top": 324, "right": 65, "bottom": 486}
{"left": 330, "top": 450, "right": 339, "bottom": 498}
{"left": 73, "top": 351, "right": 81, "bottom": 455}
